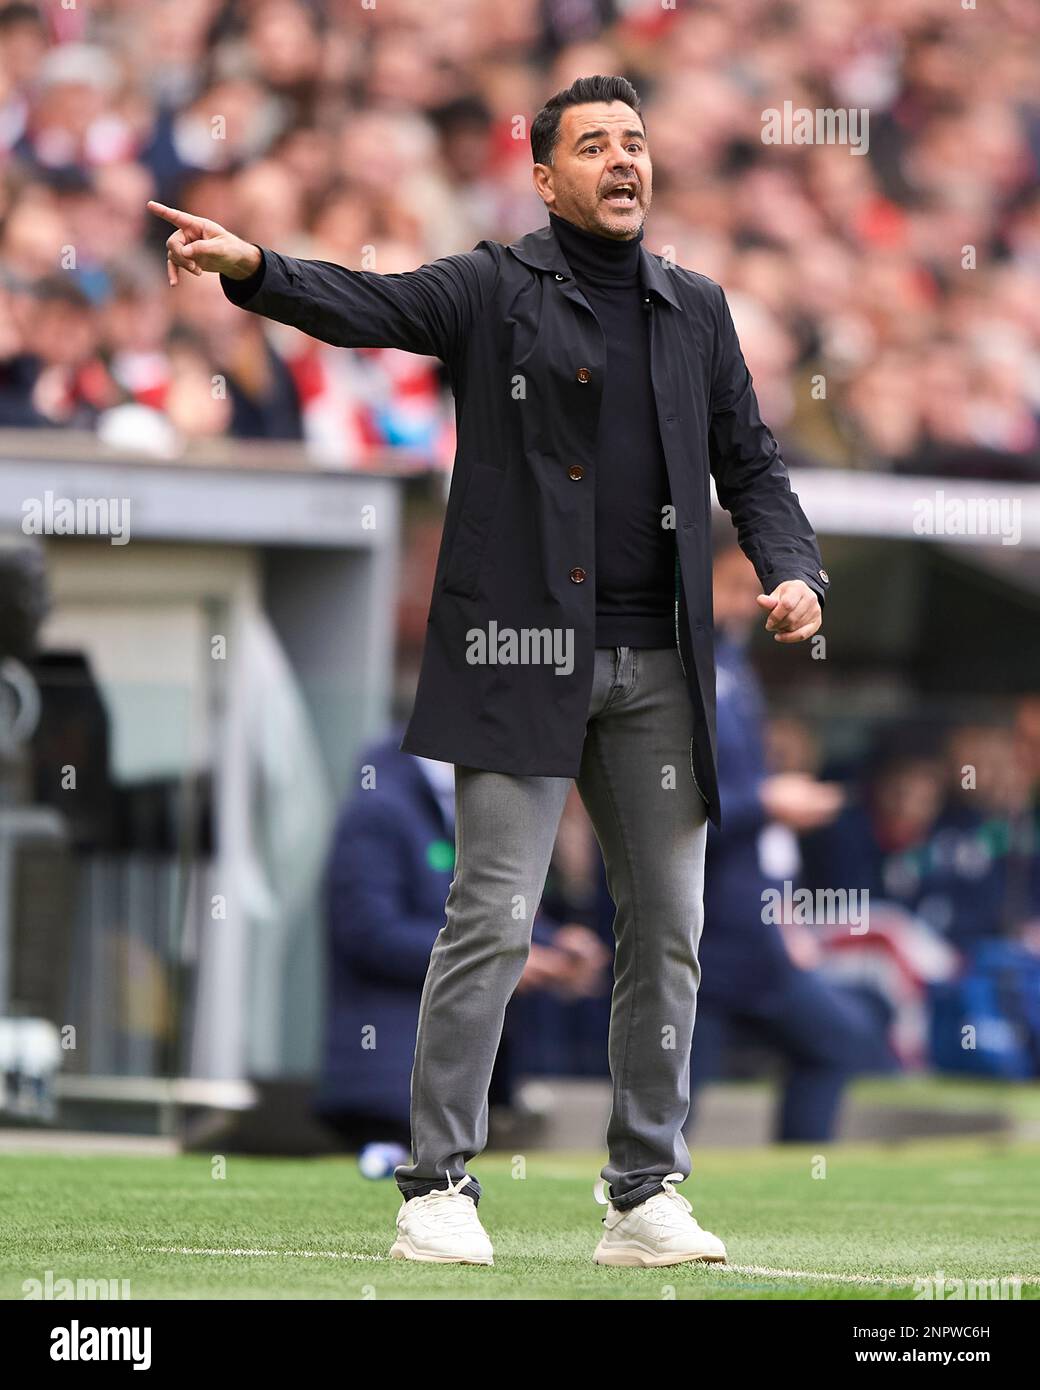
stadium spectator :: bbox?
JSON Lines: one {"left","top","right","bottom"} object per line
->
{"left": 800, "top": 738, "right": 949, "bottom": 913}
{"left": 919, "top": 722, "right": 1040, "bottom": 949}
{"left": 802, "top": 720, "right": 1040, "bottom": 953}
{"left": 687, "top": 533, "right": 900, "bottom": 1142}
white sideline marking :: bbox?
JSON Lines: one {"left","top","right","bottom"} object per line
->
{"left": 138, "top": 1247, "right": 1036, "bottom": 1286}
{"left": 723, "top": 1264, "right": 916, "bottom": 1286}
{"left": 723, "top": 1264, "right": 1036, "bottom": 1287}
{"left": 141, "top": 1245, "right": 386, "bottom": 1262}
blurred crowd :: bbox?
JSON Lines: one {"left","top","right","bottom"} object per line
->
{"left": 799, "top": 699, "right": 1040, "bottom": 954}
{"left": 1, "top": 0, "right": 1038, "bottom": 472}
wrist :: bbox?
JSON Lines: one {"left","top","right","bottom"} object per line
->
{"left": 225, "top": 242, "right": 262, "bottom": 280}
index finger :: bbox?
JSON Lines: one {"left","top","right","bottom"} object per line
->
{"left": 146, "top": 200, "right": 200, "bottom": 232}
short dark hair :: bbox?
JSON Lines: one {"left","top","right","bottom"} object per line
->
{"left": 530, "top": 74, "right": 644, "bottom": 167}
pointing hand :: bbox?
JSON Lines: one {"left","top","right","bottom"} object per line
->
{"left": 146, "top": 200, "right": 261, "bottom": 287}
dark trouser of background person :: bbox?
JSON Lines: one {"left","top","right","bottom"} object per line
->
{"left": 686, "top": 969, "right": 900, "bottom": 1142}
{"left": 321, "top": 1044, "right": 520, "bottom": 1155}
{"left": 321, "top": 1110, "right": 412, "bottom": 1152}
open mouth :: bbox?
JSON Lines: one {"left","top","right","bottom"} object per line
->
{"left": 603, "top": 184, "right": 638, "bottom": 207}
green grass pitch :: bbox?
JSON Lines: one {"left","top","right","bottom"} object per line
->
{"left": 2, "top": 1136, "right": 1038, "bottom": 1300}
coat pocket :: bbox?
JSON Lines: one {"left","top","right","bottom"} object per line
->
{"left": 440, "top": 463, "right": 505, "bottom": 599}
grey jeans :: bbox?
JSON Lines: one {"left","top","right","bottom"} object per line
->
{"left": 394, "top": 646, "right": 709, "bottom": 1212}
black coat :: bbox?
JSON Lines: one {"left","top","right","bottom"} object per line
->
{"left": 221, "top": 225, "right": 830, "bottom": 828}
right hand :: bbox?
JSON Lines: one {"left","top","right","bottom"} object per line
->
{"left": 760, "top": 772, "right": 845, "bottom": 832}
{"left": 146, "top": 200, "right": 261, "bottom": 286}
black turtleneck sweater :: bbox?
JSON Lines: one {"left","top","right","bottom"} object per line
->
{"left": 549, "top": 210, "right": 676, "bottom": 649}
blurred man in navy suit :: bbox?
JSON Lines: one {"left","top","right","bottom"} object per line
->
{"left": 686, "top": 534, "right": 899, "bottom": 1142}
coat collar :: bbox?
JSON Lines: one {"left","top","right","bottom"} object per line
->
{"left": 506, "top": 223, "right": 684, "bottom": 312}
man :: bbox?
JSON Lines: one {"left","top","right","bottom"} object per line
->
{"left": 149, "top": 73, "right": 830, "bottom": 1269}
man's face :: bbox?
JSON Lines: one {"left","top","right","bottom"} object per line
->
{"left": 533, "top": 101, "right": 651, "bottom": 239}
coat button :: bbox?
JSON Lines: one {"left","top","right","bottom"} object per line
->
{"left": 819, "top": 568, "right": 830, "bottom": 583}
{"left": 568, "top": 464, "right": 584, "bottom": 480}
{"left": 554, "top": 273, "right": 566, "bottom": 281}
{"left": 576, "top": 367, "right": 591, "bottom": 384}
{"left": 569, "top": 567, "right": 586, "bottom": 583}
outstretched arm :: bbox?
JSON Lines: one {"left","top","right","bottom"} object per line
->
{"left": 147, "top": 200, "right": 497, "bottom": 364}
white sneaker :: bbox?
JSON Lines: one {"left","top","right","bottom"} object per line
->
{"left": 592, "top": 1172, "right": 727, "bottom": 1267}
{"left": 389, "top": 1173, "right": 494, "bottom": 1265}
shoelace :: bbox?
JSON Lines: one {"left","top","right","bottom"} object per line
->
{"left": 594, "top": 1171, "right": 699, "bottom": 1227}
{"left": 407, "top": 1172, "right": 480, "bottom": 1228}
{"left": 639, "top": 1175, "right": 700, "bottom": 1228}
